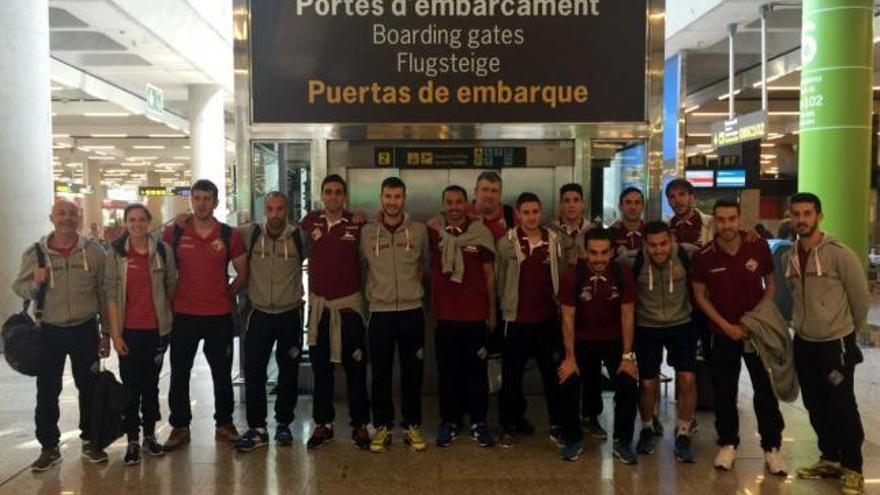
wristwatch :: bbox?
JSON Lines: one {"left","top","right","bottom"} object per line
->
{"left": 621, "top": 352, "right": 636, "bottom": 362}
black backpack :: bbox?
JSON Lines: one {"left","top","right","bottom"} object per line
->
{"left": 502, "top": 204, "right": 515, "bottom": 229}
{"left": 172, "top": 222, "right": 232, "bottom": 266}
{"left": 247, "top": 224, "right": 304, "bottom": 261}
{"left": 574, "top": 258, "right": 625, "bottom": 302}
{"left": 2, "top": 243, "right": 48, "bottom": 376}
{"left": 631, "top": 247, "right": 691, "bottom": 279}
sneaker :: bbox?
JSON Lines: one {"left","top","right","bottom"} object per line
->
{"left": 370, "top": 426, "right": 392, "bottom": 453}
{"left": 31, "top": 447, "right": 61, "bottom": 472}
{"left": 306, "top": 424, "right": 334, "bottom": 450}
{"left": 560, "top": 442, "right": 584, "bottom": 462}
{"left": 403, "top": 426, "right": 427, "bottom": 452}
{"left": 652, "top": 416, "right": 664, "bottom": 437}
{"left": 470, "top": 424, "right": 495, "bottom": 448}
{"left": 142, "top": 436, "right": 165, "bottom": 457}
{"left": 499, "top": 428, "right": 515, "bottom": 448}
{"left": 235, "top": 429, "right": 269, "bottom": 452}
{"left": 163, "top": 427, "right": 191, "bottom": 451}
{"left": 436, "top": 422, "right": 457, "bottom": 448}
{"left": 549, "top": 426, "right": 564, "bottom": 448}
{"left": 636, "top": 428, "right": 657, "bottom": 455}
{"left": 82, "top": 441, "right": 108, "bottom": 464}
{"left": 215, "top": 423, "right": 241, "bottom": 443}
{"left": 275, "top": 424, "right": 293, "bottom": 446}
{"left": 582, "top": 417, "right": 608, "bottom": 440}
{"left": 842, "top": 469, "right": 865, "bottom": 495}
{"left": 714, "top": 445, "right": 736, "bottom": 471}
{"left": 351, "top": 425, "right": 371, "bottom": 450}
{"left": 674, "top": 435, "right": 695, "bottom": 463}
{"left": 796, "top": 459, "right": 843, "bottom": 479}
{"left": 612, "top": 440, "right": 638, "bottom": 465}
{"left": 514, "top": 418, "right": 535, "bottom": 436}
{"left": 123, "top": 442, "right": 141, "bottom": 466}
{"left": 765, "top": 448, "right": 787, "bottom": 476}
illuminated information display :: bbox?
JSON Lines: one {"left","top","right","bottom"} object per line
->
{"left": 711, "top": 110, "right": 767, "bottom": 148}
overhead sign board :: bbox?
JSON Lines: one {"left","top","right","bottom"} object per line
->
{"left": 711, "top": 110, "right": 767, "bottom": 148}
{"left": 251, "top": 0, "right": 648, "bottom": 123}
{"left": 375, "top": 145, "right": 526, "bottom": 168}
{"left": 146, "top": 84, "right": 164, "bottom": 116}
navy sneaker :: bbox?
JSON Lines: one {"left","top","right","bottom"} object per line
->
{"left": 235, "top": 429, "right": 269, "bottom": 452}
{"left": 613, "top": 440, "right": 638, "bottom": 465}
{"left": 275, "top": 424, "right": 293, "bottom": 446}
{"left": 436, "top": 422, "right": 457, "bottom": 448}
{"left": 470, "top": 424, "right": 495, "bottom": 448}
{"left": 549, "top": 426, "right": 565, "bottom": 448}
{"left": 560, "top": 442, "right": 584, "bottom": 462}
{"left": 636, "top": 428, "right": 657, "bottom": 455}
{"left": 674, "top": 434, "right": 695, "bottom": 463}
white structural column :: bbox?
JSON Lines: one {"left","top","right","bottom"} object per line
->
{"left": 83, "top": 159, "right": 105, "bottom": 232}
{"left": 188, "top": 84, "right": 227, "bottom": 220}
{"left": 0, "top": 0, "right": 54, "bottom": 318}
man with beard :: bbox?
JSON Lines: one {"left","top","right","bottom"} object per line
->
{"left": 234, "top": 192, "right": 307, "bottom": 452}
{"left": 785, "top": 193, "right": 868, "bottom": 495}
{"left": 609, "top": 187, "right": 646, "bottom": 255}
{"left": 666, "top": 179, "right": 713, "bottom": 248}
{"left": 428, "top": 185, "right": 497, "bottom": 448}
{"left": 162, "top": 179, "right": 248, "bottom": 450}
{"left": 13, "top": 200, "right": 110, "bottom": 470}
{"left": 691, "top": 198, "right": 786, "bottom": 475}
{"left": 302, "top": 175, "right": 371, "bottom": 450}
{"left": 557, "top": 228, "right": 639, "bottom": 463}
{"left": 496, "top": 192, "right": 567, "bottom": 448}
{"left": 360, "top": 177, "right": 429, "bottom": 453}
{"left": 549, "top": 183, "right": 592, "bottom": 266}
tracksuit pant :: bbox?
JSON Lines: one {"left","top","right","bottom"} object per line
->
{"left": 709, "top": 333, "right": 784, "bottom": 450}
{"left": 499, "top": 319, "right": 563, "bottom": 430}
{"left": 243, "top": 308, "right": 303, "bottom": 429}
{"left": 311, "top": 309, "right": 370, "bottom": 427}
{"left": 119, "top": 329, "right": 162, "bottom": 441}
{"left": 561, "top": 339, "right": 638, "bottom": 444}
{"left": 794, "top": 332, "right": 864, "bottom": 473}
{"left": 36, "top": 320, "right": 99, "bottom": 449}
{"left": 436, "top": 320, "right": 490, "bottom": 427}
{"left": 169, "top": 313, "right": 235, "bottom": 428}
{"left": 368, "top": 309, "right": 425, "bottom": 428}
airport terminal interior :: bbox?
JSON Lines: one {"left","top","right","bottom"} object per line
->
{"left": 1, "top": 0, "right": 880, "bottom": 493}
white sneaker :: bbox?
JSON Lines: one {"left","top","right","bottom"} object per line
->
{"left": 765, "top": 448, "right": 787, "bottom": 476}
{"left": 714, "top": 445, "right": 736, "bottom": 470}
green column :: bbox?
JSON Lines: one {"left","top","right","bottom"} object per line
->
{"left": 798, "top": 0, "right": 874, "bottom": 259}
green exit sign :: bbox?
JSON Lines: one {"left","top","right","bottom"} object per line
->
{"left": 146, "top": 84, "right": 164, "bottom": 116}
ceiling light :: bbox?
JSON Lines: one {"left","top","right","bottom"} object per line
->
{"left": 156, "top": 162, "right": 184, "bottom": 167}
{"left": 127, "top": 156, "right": 158, "bottom": 161}
{"left": 691, "top": 112, "right": 729, "bottom": 117}
{"left": 132, "top": 145, "right": 165, "bottom": 150}
{"left": 182, "top": 145, "right": 191, "bottom": 150}
{"left": 148, "top": 134, "right": 186, "bottom": 138}
{"left": 90, "top": 134, "right": 127, "bottom": 138}
{"left": 81, "top": 145, "right": 115, "bottom": 150}
{"left": 752, "top": 73, "right": 786, "bottom": 88}
{"left": 767, "top": 86, "right": 800, "bottom": 91}
{"left": 717, "top": 89, "right": 742, "bottom": 100}
{"left": 768, "top": 111, "right": 799, "bottom": 116}
{"left": 687, "top": 133, "right": 711, "bottom": 137}
{"left": 84, "top": 112, "right": 131, "bottom": 117}
{"left": 767, "top": 133, "right": 785, "bottom": 140}
{"left": 172, "top": 155, "right": 191, "bottom": 160}
{"left": 761, "top": 143, "right": 776, "bottom": 148}
{"left": 88, "top": 156, "right": 115, "bottom": 160}
{"left": 762, "top": 154, "right": 777, "bottom": 159}
{"left": 52, "top": 133, "right": 70, "bottom": 138}
{"left": 51, "top": 86, "right": 63, "bottom": 91}
{"left": 155, "top": 170, "right": 178, "bottom": 174}
{"left": 685, "top": 105, "right": 700, "bottom": 114}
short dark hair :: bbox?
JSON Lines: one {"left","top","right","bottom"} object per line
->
{"left": 191, "top": 179, "right": 219, "bottom": 199}
{"left": 584, "top": 227, "right": 614, "bottom": 248}
{"left": 476, "top": 171, "right": 502, "bottom": 186}
{"left": 665, "top": 178, "right": 694, "bottom": 197}
{"left": 644, "top": 220, "right": 670, "bottom": 238}
{"left": 265, "top": 191, "right": 289, "bottom": 207}
{"left": 442, "top": 185, "right": 468, "bottom": 201}
{"left": 381, "top": 176, "right": 406, "bottom": 193}
{"left": 321, "top": 174, "right": 347, "bottom": 194}
{"left": 713, "top": 198, "right": 741, "bottom": 215}
{"left": 790, "top": 192, "right": 822, "bottom": 214}
{"left": 516, "top": 192, "right": 541, "bottom": 209}
{"left": 123, "top": 203, "right": 152, "bottom": 221}
{"left": 619, "top": 187, "right": 644, "bottom": 205}
{"left": 559, "top": 183, "right": 583, "bottom": 199}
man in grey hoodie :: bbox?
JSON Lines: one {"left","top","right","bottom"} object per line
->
{"left": 785, "top": 193, "right": 868, "bottom": 495}
{"left": 13, "top": 200, "right": 110, "bottom": 471}
{"left": 360, "top": 176, "right": 430, "bottom": 453}
{"left": 234, "top": 192, "right": 307, "bottom": 453}
{"left": 549, "top": 183, "right": 592, "bottom": 266}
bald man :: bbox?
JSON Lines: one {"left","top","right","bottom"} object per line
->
{"left": 13, "top": 200, "right": 109, "bottom": 471}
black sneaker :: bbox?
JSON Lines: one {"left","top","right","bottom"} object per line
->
{"left": 652, "top": 416, "right": 665, "bottom": 437}
{"left": 123, "top": 442, "right": 141, "bottom": 466}
{"left": 549, "top": 426, "right": 565, "bottom": 448}
{"left": 514, "top": 418, "right": 535, "bottom": 436}
{"left": 143, "top": 436, "right": 165, "bottom": 457}
{"left": 82, "top": 441, "right": 108, "bottom": 464}
{"left": 582, "top": 417, "right": 608, "bottom": 440}
{"left": 636, "top": 428, "right": 657, "bottom": 455}
{"left": 499, "top": 428, "right": 515, "bottom": 448}
{"left": 674, "top": 434, "right": 696, "bottom": 463}
{"left": 31, "top": 447, "right": 61, "bottom": 472}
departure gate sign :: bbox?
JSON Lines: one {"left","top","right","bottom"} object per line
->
{"left": 250, "top": 0, "right": 648, "bottom": 123}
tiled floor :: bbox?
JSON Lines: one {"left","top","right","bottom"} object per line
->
{"left": 0, "top": 343, "right": 877, "bottom": 495}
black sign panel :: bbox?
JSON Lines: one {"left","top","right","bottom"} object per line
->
{"left": 375, "top": 146, "right": 526, "bottom": 168}
{"left": 251, "top": 0, "right": 647, "bottom": 123}
{"left": 710, "top": 110, "right": 768, "bottom": 148}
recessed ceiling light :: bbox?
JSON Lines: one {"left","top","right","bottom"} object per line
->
{"left": 132, "top": 145, "right": 165, "bottom": 150}
{"left": 84, "top": 112, "right": 131, "bottom": 117}
{"left": 127, "top": 156, "right": 158, "bottom": 161}
{"left": 90, "top": 134, "right": 127, "bottom": 138}
{"left": 81, "top": 145, "right": 115, "bottom": 150}
{"left": 148, "top": 134, "right": 186, "bottom": 138}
